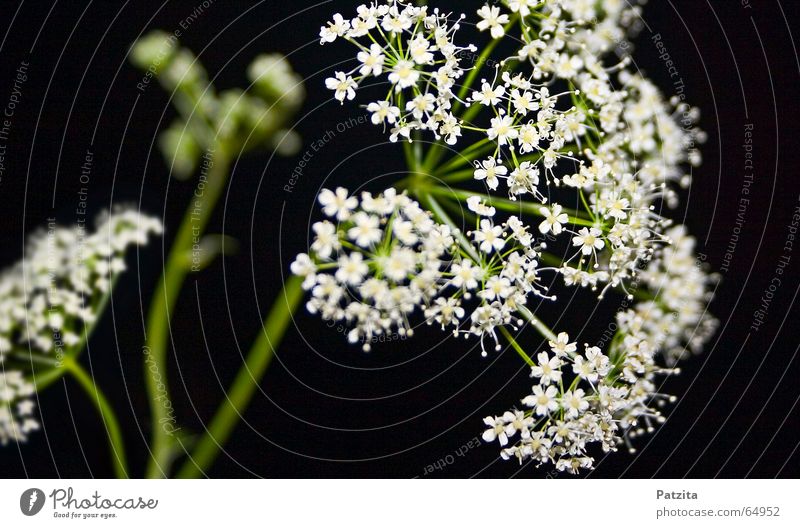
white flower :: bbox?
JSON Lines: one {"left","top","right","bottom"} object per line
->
{"left": 325, "top": 72, "right": 357, "bottom": 103}
{"left": 451, "top": 260, "right": 482, "bottom": 290}
{"left": 0, "top": 209, "right": 162, "bottom": 445}
{"left": 471, "top": 81, "right": 505, "bottom": 107}
{"left": 310, "top": 0, "right": 719, "bottom": 474}
{"left": 466, "top": 195, "right": 496, "bottom": 217}
{"left": 382, "top": 247, "right": 417, "bottom": 282}
{"left": 476, "top": 5, "right": 509, "bottom": 39}
{"left": 549, "top": 332, "right": 577, "bottom": 358}
{"left": 562, "top": 389, "right": 589, "bottom": 418}
{"left": 318, "top": 1, "right": 471, "bottom": 143}
{"left": 320, "top": 13, "right": 350, "bottom": 44}
{"left": 479, "top": 276, "right": 512, "bottom": 301}
{"left": 406, "top": 93, "right": 435, "bottom": 120}
{"left": 335, "top": 253, "right": 369, "bottom": 285}
{"left": 439, "top": 114, "right": 462, "bottom": 145}
{"left": 408, "top": 35, "right": 434, "bottom": 65}
{"left": 347, "top": 212, "right": 382, "bottom": 247}
{"left": 318, "top": 187, "right": 358, "bottom": 220}
{"left": 572, "top": 355, "right": 598, "bottom": 383}
{"left": 357, "top": 43, "right": 385, "bottom": 76}
{"left": 487, "top": 114, "right": 518, "bottom": 146}
{"left": 482, "top": 415, "right": 509, "bottom": 445}
{"left": 291, "top": 253, "right": 317, "bottom": 289}
{"left": 511, "top": 89, "right": 535, "bottom": 115}
{"left": 425, "top": 297, "right": 465, "bottom": 329}
{"left": 522, "top": 384, "right": 559, "bottom": 416}
{"left": 367, "top": 101, "right": 401, "bottom": 125}
{"left": 388, "top": 60, "right": 419, "bottom": 89}
{"left": 0, "top": 372, "right": 38, "bottom": 445}
{"left": 311, "top": 221, "right": 339, "bottom": 259}
{"left": 474, "top": 158, "right": 507, "bottom": 190}
{"left": 572, "top": 227, "right": 605, "bottom": 256}
{"left": 517, "top": 123, "right": 540, "bottom": 153}
{"left": 531, "top": 352, "right": 563, "bottom": 385}
{"left": 504, "top": 410, "right": 534, "bottom": 440}
{"left": 507, "top": 162, "right": 540, "bottom": 198}
{"left": 381, "top": 6, "right": 412, "bottom": 34}
{"left": 508, "top": 0, "right": 537, "bottom": 16}
{"left": 473, "top": 219, "right": 505, "bottom": 253}
{"left": 538, "top": 204, "right": 569, "bottom": 235}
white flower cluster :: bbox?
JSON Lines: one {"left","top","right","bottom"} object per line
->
{"left": 321, "top": 1, "right": 475, "bottom": 144}
{"left": 292, "top": 188, "right": 558, "bottom": 353}
{"left": 0, "top": 371, "right": 37, "bottom": 445}
{"left": 630, "top": 226, "right": 719, "bottom": 365}
{"left": 0, "top": 210, "right": 162, "bottom": 444}
{"left": 307, "top": 0, "right": 718, "bottom": 474}
{"left": 462, "top": 4, "right": 705, "bottom": 295}
{"left": 482, "top": 224, "right": 717, "bottom": 473}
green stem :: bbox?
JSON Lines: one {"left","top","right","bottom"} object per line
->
{"left": 417, "top": 192, "right": 481, "bottom": 262}
{"left": 144, "top": 146, "right": 231, "bottom": 478}
{"left": 517, "top": 305, "right": 557, "bottom": 342}
{"left": 499, "top": 326, "right": 535, "bottom": 366}
{"left": 440, "top": 168, "right": 478, "bottom": 183}
{"left": 436, "top": 141, "right": 496, "bottom": 176}
{"left": 64, "top": 358, "right": 129, "bottom": 479}
{"left": 176, "top": 274, "right": 304, "bottom": 478}
{"left": 421, "top": 186, "right": 595, "bottom": 227}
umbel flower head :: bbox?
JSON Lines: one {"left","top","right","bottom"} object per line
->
{"left": 321, "top": 1, "right": 475, "bottom": 144}
{"left": 293, "top": 188, "right": 555, "bottom": 353}
{"left": 0, "top": 209, "right": 162, "bottom": 445}
{"left": 300, "top": 0, "right": 718, "bottom": 473}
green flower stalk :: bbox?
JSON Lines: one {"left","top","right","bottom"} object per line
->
{"left": 129, "top": 31, "right": 305, "bottom": 477}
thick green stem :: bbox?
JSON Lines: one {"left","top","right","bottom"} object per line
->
{"left": 144, "top": 147, "right": 230, "bottom": 478}
{"left": 176, "top": 274, "right": 304, "bottom": 478}
{"left": 64, "top": 358, "right": 129, "bottom": 479}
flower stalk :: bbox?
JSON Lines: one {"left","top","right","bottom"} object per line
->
{"left": 144, "top": 147, "right": 230, "bottom": 478}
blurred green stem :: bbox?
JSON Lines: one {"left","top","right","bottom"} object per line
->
{"left": 144, "top": 145, "right": 230, "bottom": 478}
{"left": 176, "top": 274, "right": 304, "bottom": 478}
{"left": 64, "top": 357, "right": 129, "bottom": 479}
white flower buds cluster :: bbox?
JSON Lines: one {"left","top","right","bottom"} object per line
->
{"left": 131, "top": 31, "right": 305, "bottom": 178}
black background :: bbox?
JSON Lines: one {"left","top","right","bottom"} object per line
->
{"left": 0, "top": 0, "right": 799, "bottom": 478}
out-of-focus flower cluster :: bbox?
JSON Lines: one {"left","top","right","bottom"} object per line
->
{"left": 0, "top": 210, "right": 162, "bottom": 445}
{"left": 301, "top": 0, "right": 718, "bottom": 473}
{"left": 131, "top": 31, "right": 305, "bottom": 178}
{"left": 0, "top": 371, "right": 36, "bottom": 445}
